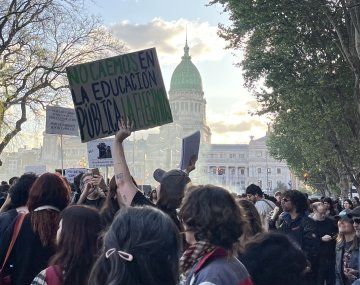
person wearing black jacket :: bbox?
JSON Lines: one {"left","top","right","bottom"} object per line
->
{"left": 0, "top": 173, "right": 37, "bottom": 234}
{"left": 278, "top": 190, "right": 320, "bottom": 285}
{"left": 311, "top": 202, "right": 338, "bottom": 285}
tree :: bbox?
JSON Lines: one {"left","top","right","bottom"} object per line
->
{"left": 273, "top": 181, "right": 288, "bottom": 192}
{"left": 0, "top": 0, "right": 125, "bottom": 165}
{"left": 210, "top": 0, "right": 360, "bottom": 194}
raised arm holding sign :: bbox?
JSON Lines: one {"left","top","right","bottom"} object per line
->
{"left": 179, "top": 131, "right": 200, "bottom": 172}
{"left": 113, "top": 118, "right": 139, "bottom": 206}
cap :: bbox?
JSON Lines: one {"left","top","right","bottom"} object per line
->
{"left": 335, "top": 209, "right": 352, "bottom": 221}
{"left": 349, "top": 206, "right": 360, "bottom": 218}
{"left": 153, "top": 168, "right": 166, "bottom": 183}
{"left": 153, "top": 169, "right": 191, "bottom": 206}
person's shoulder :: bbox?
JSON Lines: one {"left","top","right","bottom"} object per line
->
{"left": 255, "top": 200, "right": 266, "bottom": 207}
{"left": 131, "top": 191, "right": 154, "bottom": 207}
{"left": 0, "top": 208, "right": 17, "bottom": 219}
{"left": 31, "top": 269, "right": 47, "bottom": 285}
{"left": 301, "top": 215, "right": 316, "bottom": 224}
{"left": 301, "top": 215, "right": 318, "bottom": 231}
{"left": 195, "top": 256, "right": 251, "bottom": 285}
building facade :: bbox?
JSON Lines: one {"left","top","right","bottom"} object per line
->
{"left": 0, "top": 42, "right": 297, "bottom": 193}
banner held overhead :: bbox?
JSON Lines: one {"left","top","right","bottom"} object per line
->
{"left": 66, "top": 48, "right": 173, "bottom": 142}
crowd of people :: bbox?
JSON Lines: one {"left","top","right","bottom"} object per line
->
{"left": 0, "top": 120, "right": 359, "bottom": 285}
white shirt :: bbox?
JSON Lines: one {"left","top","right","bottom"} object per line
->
{"left": 255, "top": 198, "right": 276, "bottom": 231}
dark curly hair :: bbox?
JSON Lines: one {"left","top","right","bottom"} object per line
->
{"left": 179, "top": 185, "right": 244, "bottom": 250}
{"left": 283, "top": 190, "right": 308, "bottom": 215}
{"left": 240, "top": 232, "right": 307, "bottom": 285}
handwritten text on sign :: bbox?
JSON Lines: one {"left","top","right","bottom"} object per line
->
{"left": 66, "top": 48, "right": 173, "bottom": 142}
{"left": 45, "top": 106, "right": 79, "bottom": 136}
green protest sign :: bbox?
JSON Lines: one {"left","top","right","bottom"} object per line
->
{"left": 66, "top": 48, "right": 173, "bottom": 142}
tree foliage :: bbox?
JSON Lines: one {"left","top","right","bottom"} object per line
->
{"left": 211, "top": 0, "right": 360, "bottom": 194}
{"left": 0, "top": 0, "right": 125, "bottom": 165}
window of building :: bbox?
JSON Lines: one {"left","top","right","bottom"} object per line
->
{"left": 218, "top": 167, "right": 226, "bottom": 175}
{"left": 277, "top": 168, "right": 281, "bottom": 174}
{"left": 268, "top": 181, "right": 272, "bottom": 189}
{"left": 238, "top": 167, "right": 245, "bottom": 175}
{"left": 230, "top": 167, "right": 235, "bottom": 176}
{"left": 258, "top": 180, "right": 262, "bottom": 188}
{"left": 256, "top": 151, "right": 262, "bottom": 157}
{"left": 190, "top": 103, "right": 193, "bottom": 111}
{"left": 257, "top": 168, "right": 262, "bottom": 174}
{"left": 239, "top": 153, "right": 245, "bottom": 159}
{"left": 267, "top": 168, "right": 271, "bottom": 173}
{"left": 181, "top": 102, "right": 184, "bottom": 110}
{"left": 185, "top": 102, "right": 188, "bottom": 111}
{"left": 240, "top": 180, "right": 245, "bottom": 189}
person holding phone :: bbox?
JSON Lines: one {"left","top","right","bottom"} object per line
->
{"left": 77, "top": 172, "right": 106, "bottom": 210}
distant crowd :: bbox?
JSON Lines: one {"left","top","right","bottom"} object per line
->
{"left": 0, "top": 120, "right": 359, "bottom": 285}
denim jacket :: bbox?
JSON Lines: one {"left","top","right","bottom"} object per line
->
{"left": 184, "top": 248, "right": 253, "bottom": 285}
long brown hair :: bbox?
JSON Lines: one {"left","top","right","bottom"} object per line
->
{"left": 100, "top": 176, "right": 123, "bottom": 229}
{"left": 336, "top": 219, "right": 358, "bottom": 250}
{"left": 27, "top": 173, "right": 70, "bottom": 247}
{"left": 237, "top": 199, "right": 263, "bottom": 252}
{"left": 50, "top": 205, "right": 102, "bottom": 285}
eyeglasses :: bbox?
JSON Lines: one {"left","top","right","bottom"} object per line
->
{"left": 353, "top": 218, "right": 360, "bottom": 224}
{"left": 282, "top": 198, "right": 290, "bottom": 202}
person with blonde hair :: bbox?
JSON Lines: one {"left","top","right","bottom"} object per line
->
{"left": 335, "top": 211, "right": 359, "bottom": 285}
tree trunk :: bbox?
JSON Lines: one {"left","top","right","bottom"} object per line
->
{"left": 0, "top": 101, "right": 27, "bottom": 166}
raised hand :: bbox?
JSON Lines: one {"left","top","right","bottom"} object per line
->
{"left": 115, "top": 117, "right": 134, "bottom": 143}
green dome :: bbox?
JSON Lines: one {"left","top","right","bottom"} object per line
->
{"left": 170, "top": 43, "right": 203, "bottom": 92}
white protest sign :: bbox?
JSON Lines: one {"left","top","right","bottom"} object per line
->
{"left": 45, "top": 106, "right": 79, "bottom": 136}
{"left": 179, "top": 131, "right": 201, "bottom": 170}
{"left": 25, "top": 165, "right": 47, "bottom": 175}
{"left": 87, "top": 139, "right": 114, "bottom": 168}
{"left": 65, "top": 168, "right": 88, "bottom": 183}
{"left": 66, "top": 48, "right": 173, "bottom": 143}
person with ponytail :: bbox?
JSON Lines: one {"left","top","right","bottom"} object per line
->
{"left": 32, "top": 205, "right": 102, "bottom": 285}
{"left": 0, "top": 173, "right": 70, "bottom": 285}
{"left": 89, "top": 206, "right": 181, "bottom": 285}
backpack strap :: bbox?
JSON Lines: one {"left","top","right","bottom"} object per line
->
{"left": 0, "top": 213, "right": 26, "bottom": 272}
{"left": 45, "top": 265, "right": 62, "bottom": 285}
{"left": 262, "top": 199, "right": 275, "bottom": 210}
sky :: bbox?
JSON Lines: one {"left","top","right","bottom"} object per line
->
{"left": 8, "top": 0, "right": 269, "bottom": 151}
{"left": 85, "top": 0, "right": 269, "bottom": 144}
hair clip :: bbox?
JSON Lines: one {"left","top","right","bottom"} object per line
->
{"left": 105, "top": 248, "right": 134, "bottom": 262}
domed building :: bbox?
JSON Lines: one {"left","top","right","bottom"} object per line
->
{"left": 161, "top": 40, "right": 211, "bottom": 144}
{"left": 1, "top": 40, "right": 297, "bottom": 194}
